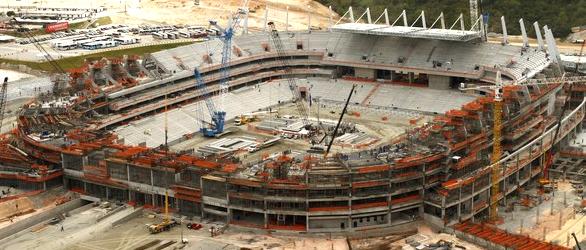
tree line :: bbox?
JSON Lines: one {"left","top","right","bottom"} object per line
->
{"left": 318, "top": 0, "right": 586, "bottom": 39}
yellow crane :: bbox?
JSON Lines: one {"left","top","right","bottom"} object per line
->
{"left": 489, "top": 71, "right": 503, "bottom": 222}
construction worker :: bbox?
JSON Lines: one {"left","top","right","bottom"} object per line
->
{"left": 61, "top": 225, "right": 64, "bottom": 232}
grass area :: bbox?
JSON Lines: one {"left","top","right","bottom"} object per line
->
{"left": 0, "top": 41, "right": 194, "bottom": 72}
{"left": 70, "top": 16, "right": 113, "bottom": 30}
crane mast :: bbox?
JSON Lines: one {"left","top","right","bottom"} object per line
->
{"left": 489, "top": 71, "right": 503, "bottom": 222}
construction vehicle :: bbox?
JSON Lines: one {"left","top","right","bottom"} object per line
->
{"left": 146, "top": 182, "right": 178, "bottom": 233}
{"left": 234, "top": 114, "right": 257, "bottom": 125}
{"left": 147, "top": 218, "right": 179, "bottom": 234}
{"left": 186, "top": 222, "right": 202, "bottom": 230}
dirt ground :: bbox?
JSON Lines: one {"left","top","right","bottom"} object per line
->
{"left": 24, "top": 0, "right": 336, "bottom": 31}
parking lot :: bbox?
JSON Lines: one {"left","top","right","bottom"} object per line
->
{"left": 0, "top": 23, "right": 212, "bottom": 61}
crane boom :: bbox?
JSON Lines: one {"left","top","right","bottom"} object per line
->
{"left": 10, "top": 19, "right": 66, "bottom": 94}
{"left": 324, "top": 84, "right": 356, "bottom": 158}
{"left": 0, "top": 77, "right": 8, "bottom": 134}
{"left": 267, "top": 22, "right": 310, "bottom": 128}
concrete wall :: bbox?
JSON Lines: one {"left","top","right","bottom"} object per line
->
{"left": 355, "top": 68, "right": 375, "bottom": 79}
{"left": 0, "top": 198, "right": 85, "bottom": 241}
{"left": 428, "top": 75, "right": 451, "bottom": 90}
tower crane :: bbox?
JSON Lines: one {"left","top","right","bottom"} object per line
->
{"left": 194, "top": 0, "right": 249, "bottom": 137}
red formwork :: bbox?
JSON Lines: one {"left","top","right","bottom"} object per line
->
{"left": 453, "top": 221, "right": 570, "bottom": 250}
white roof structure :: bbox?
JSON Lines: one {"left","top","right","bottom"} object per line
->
{"left": 331, "top": 23, "right": 481, "bottom": 42}
{"left": 331, "top": 7, "right": 483, "bottom": 42}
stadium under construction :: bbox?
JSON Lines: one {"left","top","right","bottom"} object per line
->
{"left": 0, "top": 1, "right": 585, "bottom": 249}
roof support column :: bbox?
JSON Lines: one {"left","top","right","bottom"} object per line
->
{"left": 519, "top": 18, "right": 528, "bottom": 48}
{"left": 366, "top": 7, "right": 372, "bottom": 24}
{"left": 534, "top": 21, "right": 545, "bottom": 51}
{"left": 459, "top": 13, "right": 465, "bottom": 31}
{"left": 501, "top": 16, "right": 508, "bottom": 45}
